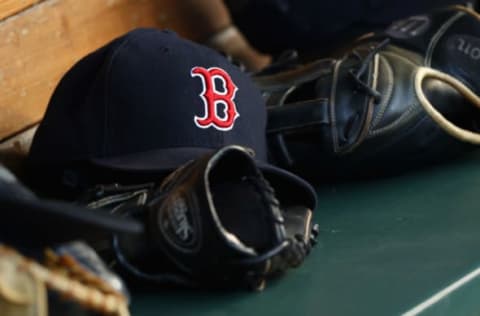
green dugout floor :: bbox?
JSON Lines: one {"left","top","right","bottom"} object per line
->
{"left": 132, "top": 152, "right": 480, "bottom": 316}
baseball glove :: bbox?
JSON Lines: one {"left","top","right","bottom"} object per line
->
{"left": 0, "top": 242, "right": 130, "bottom": 316}
{"left": 80, "top": 145, "right": 318, "bottom": 291}
{"left": 254, "top": 5, "right": 480, "bottom": 179}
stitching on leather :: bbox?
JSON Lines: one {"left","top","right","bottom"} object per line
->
{"left": 371, "top": 55, "right": 394, "bottom": 128}
{"left": 425, "top": 11, "right": 464, "bottom": 66}
{"left": 370, "top": 102, "right": 421, "bottom": 137}
{"left": 330, "top": 59, "right": 342, "bottom": 153}
{"left": 369, "top": 51, "right": 421, "bottom": 137}
{"left": 341, "top": 54, "right": 379, "bottom": 154}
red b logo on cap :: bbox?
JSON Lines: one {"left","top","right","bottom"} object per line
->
{"left": 191, "top": 66, "right": 240, "bottom": 131}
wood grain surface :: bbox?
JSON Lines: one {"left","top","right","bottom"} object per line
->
{"left": 0, "top": 0, "right": 43, "bottom": 21}
{"left": 0, "top": 0, "right": 191, "bottom": 141}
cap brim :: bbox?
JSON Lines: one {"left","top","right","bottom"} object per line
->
{"left": 91, "top": 147, "right": 317, "bottom": 210}
{"left": 1, "top": 195, "right": 144, "bottom": 249}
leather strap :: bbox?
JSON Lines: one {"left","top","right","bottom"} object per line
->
{"left": 266, "top": 99, "right": 330, "bottom": 134}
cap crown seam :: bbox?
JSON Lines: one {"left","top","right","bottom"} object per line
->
{"left": 103, "top": 35, "right": 135, "bottom": 157}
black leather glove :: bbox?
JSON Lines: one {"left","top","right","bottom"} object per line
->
{"left": 254, "top": 5, "right": 480, "bottom": 179}
{"left": 80, "top": 145, "right": 318, "bottom": 291}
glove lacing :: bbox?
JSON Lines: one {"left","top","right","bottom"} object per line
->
{"left": 348, "top": 38, "right": 391, "bottom": 103}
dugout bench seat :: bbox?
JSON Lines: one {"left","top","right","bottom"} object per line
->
{"left": 1, "top": 1, "right": 480, "bottom": 315}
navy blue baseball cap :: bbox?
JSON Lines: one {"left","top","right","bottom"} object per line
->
{"left": 28, "top": 28, "right": 316, "bottom": 209}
